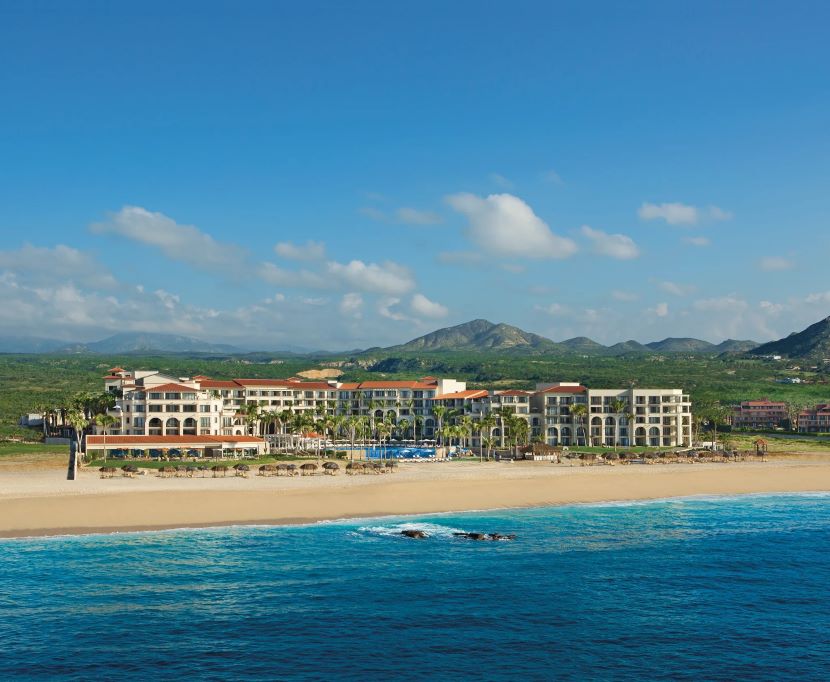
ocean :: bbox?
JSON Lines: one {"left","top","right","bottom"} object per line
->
{"left": 2, "top": 494, "right": 829, "bottom": 680}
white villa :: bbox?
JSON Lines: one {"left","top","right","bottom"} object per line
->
{"left": 97, "top": 368, "right": 692, "bottom": 449}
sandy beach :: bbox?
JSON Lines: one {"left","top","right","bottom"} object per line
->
{"left": 0, "top": 457, "right": 828, "bottom": 538}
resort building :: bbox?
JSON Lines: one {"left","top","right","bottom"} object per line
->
{"left": 732, "top": 399, "right": 790, "bottom": 430}
{"left": 98, "top": 368, "right": 693, "bottom": 449}
{"left": 797, "top": 404, "right": 830, "bottom": 434}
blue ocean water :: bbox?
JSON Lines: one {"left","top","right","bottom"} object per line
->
{"left": 2, "top": 494, "right": 829, "bottom": 681}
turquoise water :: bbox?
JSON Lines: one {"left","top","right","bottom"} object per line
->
{"left": 2, "top": 494, "right": 829, "bottom": 680}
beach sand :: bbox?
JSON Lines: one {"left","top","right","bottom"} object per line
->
{"left": 1, "top": 458, "right": 829, "bottom": 538}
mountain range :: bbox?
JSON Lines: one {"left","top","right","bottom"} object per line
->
{"left": 2, "top": 315, "right": 829, "bottom": 358}
{"left": 749, "top": 315, "right": 830, "bottom": 361}
{"left": 383, "top": 319, "right": 760, "bottom": 357}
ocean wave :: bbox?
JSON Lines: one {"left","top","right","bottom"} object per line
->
{"left": 354, "top": 521, "right": 469, "bottom": 539}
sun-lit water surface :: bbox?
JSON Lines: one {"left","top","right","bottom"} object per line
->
{"left": 2, "top": 494, "right": 829, "bottom": 680}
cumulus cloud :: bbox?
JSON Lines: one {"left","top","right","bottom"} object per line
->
{"left": 339, "top": 293, "right": 363, "bottom": 318}
{"left": 805, "top": 291, "right": 830, "bottom": 304}
{"left": 445, "top": 192, "right": 577, "bottom": 260}
{"left": 759, "top": 256, "right": 795, "bottom": 271}
{"left": 377, "top": 297, "right": 408, "bottom": 321}
{"left": 580, "top": 225, "right": 640, "bottom": 260}
{"left": 638, "top": 202, "right": 731, "bottom": 226}
{"left": 411, "top": 293, "right": 449, "bottom": 318}
{"left": 274, "top": 240, "right": 326, "bottom": 261}
{"left": 258, "top": 262, "right": 328, "bottom": 289}
{"left": 0, "top": 244, "right": 118, "bottom": 289}
{"left": 91, "top": 206, "right": 246, "bottom": 270}
{"left": 658, "top": 280, "right": 695, "bottom": 297}
{"left": 611, "top": 290, "right": 638, "bottom": 302}
{"left": 326, "top": 260, "right": 414, "bottom": 295}
{"left": 395, "top": 207, "right": 442, "bottom": 225}
{"left": 760, "top": 300, "right": 784, "bottom": 315}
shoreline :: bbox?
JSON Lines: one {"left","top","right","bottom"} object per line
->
{"left": 2, "top": 460, "right": 829, "bottom": 539}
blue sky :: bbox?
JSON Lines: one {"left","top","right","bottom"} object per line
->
{"left": 1, "top": 1, "right": 828, "bottom": 350}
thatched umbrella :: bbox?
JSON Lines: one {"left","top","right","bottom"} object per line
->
{"left": 346, "top": 461, "right": 362, "bottom": 475}
{"left": 121, "top": 464, "right": 138, "bottom": 477}
{"left": 276, "top": 463, "right": 290, "bottom": 476}
{"left": 198, "top": 465, "right": 208, "bottom": 477}
{"left": 211, "top": 464, "right": 229, "bottom": 478}
{"left": 186, "top": 466, "right": 197, "bottom": 478}
{"left": 99, "top": 466, "right": 116, "bottom": 478}
{"left": 175, "top": 465, "right": 188, "bottom": 477}
{"left": 300, "top": 462, "right": 318, "bottom": 476}
{"left": 286, "top": 463, "right": 298, "bottom": 476}
{"left": 322, "top": 462, "right": 339, "bottom": 475}
{"left": 372, "top": 461, "right": 385, "bottom": 473}
{"left": 258, "top": 464, "right": 276, "bottom": 477}
{"left": 385, "top": 460, "right": 398, "bottom": 471}
{"left": 235, "top": 463, "right": 250, "bottom": 477}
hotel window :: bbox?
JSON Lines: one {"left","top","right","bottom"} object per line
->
{"left": 200, "top": 417, "right": 211, "bottom": 428}
{"left": 165, "top": 393, "right": 181, "bottom": 400}
{"left": 182, "top": 392, "right": 197, "bottom": 400}
{"left": 149, "top": 392, "right": 162, "bottom": 400}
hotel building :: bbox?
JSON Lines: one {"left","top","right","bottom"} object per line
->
{"left": 99, "top": 368, "right": 692, "bottom": 448}
{"left": 731, "top": 399, "right": 790, "bottom": 431}
{"left": 797, "top": 404, "right": 830, "bottom": 434}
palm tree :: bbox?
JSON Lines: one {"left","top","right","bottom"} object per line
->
{"left": 242, "top": 402, "right": 260, "bottom": 436}
{"left": 609, "top": 399, "right": 627, "bottom": 450}
{"left": 570, "top": 404, "right": 588, "bottom": 447}
{"left": 412, "top": 414, "right": 423, "bottom": 442}
{"left": 431, "top": 405, "right": 447, "bottom": 446}
{"left": 66, "top": 407, "right": 88, "bottom": 472}
{"left": 459, "top": 415, "right": 474, "bottom": 453}
{"left": 492, "top": 406, "right": 514, "bottom": 449}
{"left": 481, "top": 436, "right": 495, "bottom": 462}
{"left": 397, "top": 417, "right": 410, "bottom": 443}
{"left": 94, "top": 413, "right": 117, "bottom": 463}
{"left": 624, "top": 406, "right": 637, "bottom": 447}
{"left": 479, "top": 413, "right": 497, "bottom": 460}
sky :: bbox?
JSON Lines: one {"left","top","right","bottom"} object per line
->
{"left": 1, "top": 1, "right": 829, "bottom": 350}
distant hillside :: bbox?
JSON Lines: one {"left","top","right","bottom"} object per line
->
{"left": 714, "top": 339, "right": 760, "bottom": 354}
{"left": 385, "top": 319, "right": 564, "bottom": 354}
{"left": 645, "top": 338, "right": 716, "bottom": 353}
{"left": 559, "top": 336, "right": 607, "bottom": 354}
{"left": 0, "top": 336, "right": 70, "bottom": 353}
{"left": 749, "top": 316, "right": 830, "bottom": 360}
{"left": 605, "top": 340, "right": 651, "bottom": 355}
{"left": 67, "top": 333, "right": 244, "bottom": 355}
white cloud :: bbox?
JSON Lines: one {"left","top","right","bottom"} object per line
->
{"left": 683, "top": 236, "right": 711, "bottom": 247}
{"left": 693, "top": 296, "right": 748, "bottom": 313}
{"left": 411, "top": 293, "right": 449, "bottom": 318}
{"left": 377, "top": 297, "right": 408, "bottom": 321}
{"left": 535, "top": 303, "right": 570, "bottom": 316}
{"left": 658, "top": 280, "right": 695, "bottom": 297}
{"left": 611, "top": 290, "right": 638, "bottom": 302}
{"left": 580, "top": 225, "right": 640, "bottom": 260}
{"left": 326, "top": 260, "right": 415, "bottom": 295}
{"left": 759, "top": 256, "right": 794, "bottom": 271}
{"left": 647, "top": 302, "right": 669, "bottom": 317}
{"left": 274, "top": 240, "right": 326, "bottom": 261}
{"left": 639, "top": 202, "right": 699, "bottom": 225}
{"left": 0, "top": 244, "right": 118, "bottom": 289}
{"left": 91, "top": 206, "right": 246, "bottom": 270}
{"left": 638, "top": 202, "right": 732, "bottom": 226}
{"left": 395, "top": 207, "right": 442, "bottom": 225}
{"left": 805, "top": 291, "right": 830, "bottom": 304}
{"left": 339, "top": 293, "right": 363, "bottom": 318}
{"left": 258, "top": 262, "right": 328, "bottom": 289}
{"left": 446, "top": 192, "right": 578, "bottom": 260}
{"left": 708, "top": 206, "right": 733, "bottom": 221}
{"left": 759, "top": 300, "right": 784, "bottom": 315}
{"left": 490, "top": 173, "right": 514, "bottom": 189}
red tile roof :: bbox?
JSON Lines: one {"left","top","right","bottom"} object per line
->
{"left": 433, "top": 390, "right": 489, "bottom": 400}
{"left": 233, "top": 379, "right": 297, "bottom": 387}
{"left": 357, "top": 381, "right": 436, "bottom": 389}
{"left": 536, "top": 385, "right": 587, "bottom": 394}
{"left": 200, "top": 380, "right": 242, "bottom": 389}
{"left": 109, "top": 367, "right": 125, "bottom": 372}
{"left": 103, "top": 375, "right": 123, "bottom": 380}
{"left": 146, "top": 383, "right": 201, "bottom": 392}
{"left": 496, "top": 389, "right": 531, "bottom": 397}
{"left": 87, "top": 435, "right": 264, "bottom": 445}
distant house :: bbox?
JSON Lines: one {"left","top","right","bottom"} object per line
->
{"left": 732, "top": 399, "right": 790, "bottom": 430}
{"left": 18, "top": 413, "right": 44, "bottom": 427}
{"left": 798, "top": 404, "right": 830, "bottom": 434}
